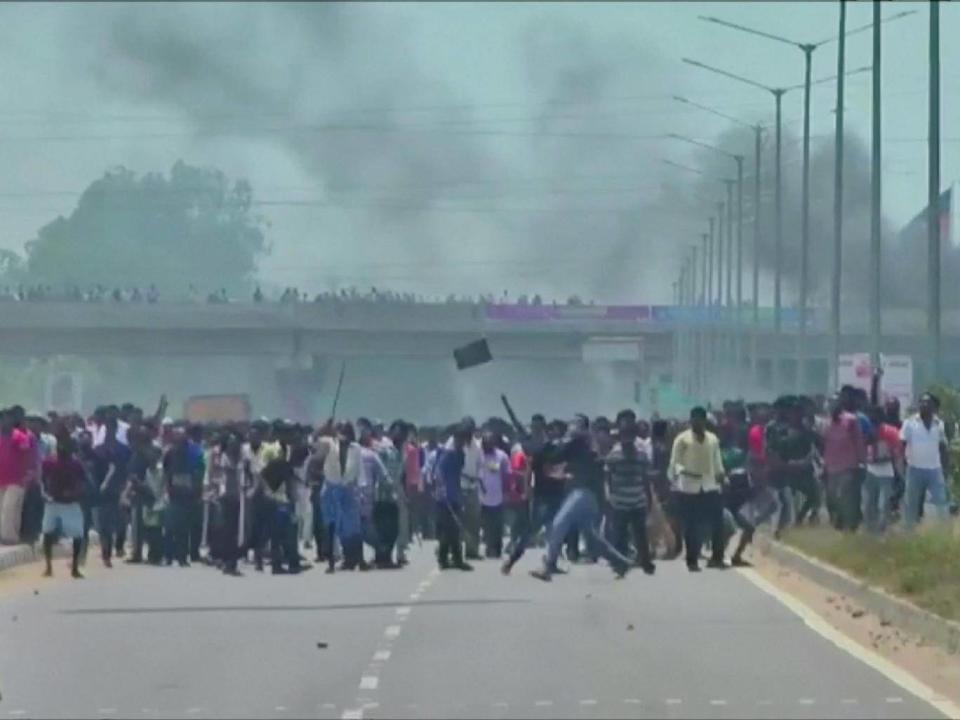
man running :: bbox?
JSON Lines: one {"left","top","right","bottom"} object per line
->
{"left": 40, "top": 427, "right": 85, "bottom": 579}
{"left": 528, "top": 417, "right": 631, "bottom": 582}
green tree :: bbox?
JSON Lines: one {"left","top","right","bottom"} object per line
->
{"left": 16, "top": 161, "right": 267, "bottom": 296}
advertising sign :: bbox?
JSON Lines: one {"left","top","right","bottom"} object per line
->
{"left": 837, "top": 353, "right": 873, "bottom": 394}
{"left": 880, "top": 354, "right": 913, "bottom": 408}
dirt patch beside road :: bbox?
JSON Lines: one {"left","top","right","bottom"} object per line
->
{"left": 750, "top": 548, "right": 960, "bottom": 708}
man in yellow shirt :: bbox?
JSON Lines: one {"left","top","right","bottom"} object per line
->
{"left": 669, "top": 407, "right": 728, "bottom": 572}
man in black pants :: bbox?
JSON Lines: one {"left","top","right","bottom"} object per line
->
{"left": 604, "top": 411, "right": 656, "bottom": 574}
{"left": 669, "top": 407, "right": 727, "bottom": 572}
{"left": 435, "top": 425, "right": 473, "bottom": 571}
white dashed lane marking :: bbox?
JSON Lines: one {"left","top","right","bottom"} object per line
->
{"left": 8, "top": 712, "right": 26, "bottom": 717}
{"left": 886, "top": 697, "right": 904, "bottom": 704}
{"left": 373, "top": 650, "right": 391, "bottom": 661}
{"left": 665, "top": 698, "right": 683, "bottom": 705}
{"left": 841, "top": 698, "right": 859, "bottom": 705}
{"left": 579, "top": 699, "right": 598, "bottom": 706}
{"left": 359, "top": 677, "right": 379, "bottom": 691}
{"left": 623, "top": 698, "right": 641, "bottom": 705}
{"left": 534, "top": 700, "right": 553, "bottom": 707}
{"left": 340, "top": 710, "right": 362, "bottom": 720}
{"left": 798, "top": 698, "right": 815, "bottom": 705}
{"left": 395, "top": 606, "right": 411, "bottom": 617}
{"left": 384, "top": 625, "right": 401, "bottom": 638}
{"left": 709, "top": 699, "right": 727, "bottom": 706}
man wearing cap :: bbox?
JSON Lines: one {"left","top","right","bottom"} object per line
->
{"left": 669, "top": 406, "right": 727, "bottom": 572}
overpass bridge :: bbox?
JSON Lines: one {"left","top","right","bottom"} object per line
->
{"left": 0, "top": 301, "right": 955, "bottom": 419}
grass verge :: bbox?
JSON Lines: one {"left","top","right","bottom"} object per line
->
{"left": 783, "top": 523, "right": 960, "bottom": 623}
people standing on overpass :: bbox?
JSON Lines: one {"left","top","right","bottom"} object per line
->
{"left": 669, "top": 406, "right": 727, "bottom": 572}
{"left": 901, "top": 392, "right": 951, "bottom": 530}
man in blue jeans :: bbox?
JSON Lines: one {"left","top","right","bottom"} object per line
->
{"left": 501, "top": 417, "right": 568, "bottom": 576}
{"left": 528, "top": 418, "right": 630, "bottom": 582}
{"left": 900, "top": 393, "right": 950, "bottom": 530}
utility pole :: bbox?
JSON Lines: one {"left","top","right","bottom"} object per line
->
{"left": 832, "top": 0, "right": 846, "bottom": 392}
{"left": 929, "top": 0, "right": 941, "bottom": 384}
{"left": 690, "top": 244, "right": 700, "bottom": 397}
{"left": 773, "top": 88, "right": 784, "bottom": 392}
{"left": 798, "top": 43, "right": 814, "bottom": 394}
{"left": 736, "top": 154, "right": 744, "bottom": 378}
{"left": 870, "top": 0, "right": 882, "bottom": 371}
{"left": 752, "top": 126, "right": 761, "bottom": 389}
{"left": 716, "top": 201, "right": 725, "bottom": 307}
{"left": 701, "top": 232, "right": 709, "bottom": 395}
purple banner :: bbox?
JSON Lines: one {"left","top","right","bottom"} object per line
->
{"left": 484, "top": 304, "right": 651, "bottom": 322}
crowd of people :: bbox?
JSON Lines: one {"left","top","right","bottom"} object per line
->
{"left": 0, "top": 381, "right": 955, "bottom": 582}
{"left": 0, "top": 283, "right": 594, "bottom": 309}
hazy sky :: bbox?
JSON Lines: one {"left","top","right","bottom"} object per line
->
{"left": 0, "top": 1, "right": 953, "bottom": 303}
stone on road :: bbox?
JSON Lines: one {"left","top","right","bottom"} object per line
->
{"left": 0, "top": 545, "right": 947, "bottom": 719}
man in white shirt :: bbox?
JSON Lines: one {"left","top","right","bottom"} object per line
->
{"left": 900, "top": 393, "right": 950, "bottom": 530}
{"left": 478, "top": 430, "right": 509, "bottom": 558}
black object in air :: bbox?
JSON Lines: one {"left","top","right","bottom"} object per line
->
{"left": 454, "top": 339, "right": 492, "bottom": 370}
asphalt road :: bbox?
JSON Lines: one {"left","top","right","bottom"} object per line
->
{"left": 0, "top": 544, "right": 949, "bottom": 720}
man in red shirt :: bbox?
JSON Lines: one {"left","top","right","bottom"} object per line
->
{"left": 0, "top": 406, "right": 34, "bottom": 545}
{"left": 41, "top": 428, "right": 87, "bottom": 578}
{"left": 864, "top": 405, "right": 904, "bottom": 533}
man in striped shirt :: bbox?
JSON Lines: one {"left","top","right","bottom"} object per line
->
{"left": 604, "top": 410, "right": 656, "bottom": 575}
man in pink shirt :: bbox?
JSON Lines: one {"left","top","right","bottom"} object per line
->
{"left": 0, "top": 406, "right": 35, "bottom": 544}
{"left": 820, "top": 394, "right": 866, "bottom": 532}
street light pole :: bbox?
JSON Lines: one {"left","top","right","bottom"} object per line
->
{"left": 774, "top": 88, "right": 784, "bottom": 391}
{"left": 717, "top": 201, "right": 725, "bottom": 307}
{"left": 752, "top": 124, "right": 762, "bottom": 389}
{"left": 870, "top": 0, "right": 882, "bottom": 371}
{"left": 929, "top": 0, "right": 941, "bottom": 384}
{"left": 735, "top": 154, "right": 745, "bottom": 390}
{"left": 832, "top": 0, "right": 846, "bottom": 392}
{"left": 708, "top": 217, "right": 715, "bottom": 307}
{"left": 725, "top": 179, "right": 734, "bottom": 308}
{"left": 690, "top": 244, "right": 700, "bottom": 397}
{"left": 695, "top": 9, "right": 914, "bottom": 395}
{"left": 701, "top": 232, "right": 709, "bottom": 395}
{"left": 798, "top": 43, "right": 814, "bottom": 394}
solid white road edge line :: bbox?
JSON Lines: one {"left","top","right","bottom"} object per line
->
{"left": 740, "top": 568, "right": 960, "bottom": 720}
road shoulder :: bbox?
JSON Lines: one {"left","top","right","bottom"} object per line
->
{"left": 749, "top": 547, "right": 960, "bottom": 715}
